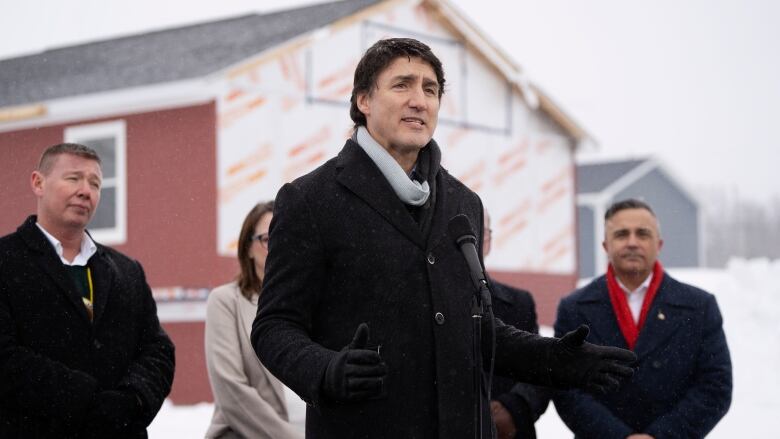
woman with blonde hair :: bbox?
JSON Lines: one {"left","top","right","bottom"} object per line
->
{"left": 204, "top": 201, "right": 302, "bottom": 438}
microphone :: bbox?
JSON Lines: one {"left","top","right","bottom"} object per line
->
{"left": 448, "top": 214, "right": 487, "bottom": 291}
{"left": 449, "top": 213, "right": 496, "bottom": 408}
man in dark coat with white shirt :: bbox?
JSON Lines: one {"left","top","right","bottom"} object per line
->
{"left": 252, "top": 38, "right": 636, "bottom": 439}
{"left": 0, "top": 143, "right": 175, "bottom": 438}
{"left": 553, "top": 199, "right": 732, "bottom": 438}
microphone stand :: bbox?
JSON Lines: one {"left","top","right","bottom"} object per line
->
{"left": 448, "top": 214, "right": 497, "bottom": 439}
{"left": 471, "top": 277, "right": 494, "bottom": 439}
{"left": 471, "top": 292, "right": 483, "bottom": 439}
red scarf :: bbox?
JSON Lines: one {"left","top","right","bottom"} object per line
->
{"left": 606, "top": 261, "right": 664, "bottom": 350}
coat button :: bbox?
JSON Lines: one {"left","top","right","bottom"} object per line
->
{"left": 93, "top": 339, "right": 103, "bottom": 349}
{"left": 427, "top": 253, "right": 436, "bottom": 264}
{"left": 434, "top": 312, "right": 445, "bottom": 325}
{"left": 652, "top": 360, "right": 662, "bottom": 369}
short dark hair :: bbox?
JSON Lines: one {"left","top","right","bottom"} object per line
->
{"left": 604, "top": 198, "right": 656, "bottom": 221}
{"left": 349, "top": 38, "right": 445, "bottom": 128}
{"left": 37, "top": 143, "right": 101, "bottom": 175}
{"left": 236, "top": 201, "right": 274, "bottom": 300}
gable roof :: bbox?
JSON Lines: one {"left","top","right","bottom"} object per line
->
{"left": 0, "top": 0, "right": 590, "bottom": 143}
{"left": 0, "top": 0, "right": 380, "bottom": 107}
{"left": 576, "top": 158, "right": 647, "bottom": 194}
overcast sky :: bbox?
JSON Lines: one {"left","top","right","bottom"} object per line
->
{"left": 2, "top": 0, "right": 778, "bottom": 203}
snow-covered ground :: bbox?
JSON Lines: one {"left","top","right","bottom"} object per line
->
{"left": 149, "top": 259, "right": 780, "bottom": 437}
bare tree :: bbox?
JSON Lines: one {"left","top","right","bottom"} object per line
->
{"left": 702, "top": 187, "right": 780, "bottom": 267}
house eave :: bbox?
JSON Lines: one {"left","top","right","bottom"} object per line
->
{"left": 426, "top": 0, "right": 592, "bottom": 146}
{"left": 0, "top": 77, "right": 218, "bottom": 133}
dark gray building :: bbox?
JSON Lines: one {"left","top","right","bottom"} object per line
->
{"left": 576, "top": 158, "right": 702, "bottom": 278}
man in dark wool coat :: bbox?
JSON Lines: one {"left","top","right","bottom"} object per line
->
{"left": 553, "top": 199, "right": 732, "bottom": 438}
{"left": 252, "top": 38, "right": 636, "bottom": 439}
{"left": 0, "top": 143, "right": 175, "bottom": 438}
{"left": 483, "top": 209, "right": 552, "bottom": 439}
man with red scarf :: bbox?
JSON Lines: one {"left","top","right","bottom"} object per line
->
{"left": 553, "top": 199, "right": 732, "bottom": 438}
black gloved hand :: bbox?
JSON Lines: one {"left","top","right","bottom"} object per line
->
{"left": 80, "top": 389, "right": 141, "bottom": 438}
{"left": 549, "top": 325, "right": 637, "bottom": 394}
{"left": 322, "top": 323, "right": 387, "bottom": 402}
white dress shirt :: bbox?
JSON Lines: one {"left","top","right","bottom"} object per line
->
{"left": 617, "top": 272, "right": 653, "bottom": 323}
{"left": 36, "top": 223, "right": 97, "bottom": 266}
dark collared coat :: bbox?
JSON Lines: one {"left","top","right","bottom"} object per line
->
{"left": 0, "top": 216, "right": 175, "bottom": 438}
{"left": 553, "top": 273, "right": 732, "bottom": 438}
{"left": 252, "top": 140, "right": 553, "bottom": 439}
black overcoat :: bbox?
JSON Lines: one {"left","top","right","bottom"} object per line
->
{"left": 0, "top": 216, "right": 175, "bottom": 438}
{"left": 553, "top": 273, "right": 732, "bottom": 438}
{"left": 253, "top": 140, "right": 553, "bottom": 439}
{"left": 489, "top": 279, "right": 552, "bottom": 439}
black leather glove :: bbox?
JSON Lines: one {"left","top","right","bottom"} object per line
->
{"left": 80, "top": 389, "right": 141, "bottom": 438}
{"left": 322, "top": 323, "right": 387, "bottom": 402}
{"left": 549, "top": 325, "right": 636, "bottom": 394}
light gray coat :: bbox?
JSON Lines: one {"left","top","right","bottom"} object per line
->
{"left": 205, "top": 282, "right": 303, "bottom": 439}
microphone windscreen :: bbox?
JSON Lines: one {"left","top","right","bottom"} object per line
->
{"left": 448, "top": 214, "right": 476, "bottom": 244}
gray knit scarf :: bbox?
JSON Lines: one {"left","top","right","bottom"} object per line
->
{"left": 356, "top": 126, "right": 430, "bottom": 206}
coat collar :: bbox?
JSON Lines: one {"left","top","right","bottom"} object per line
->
{"left": 335, "top": 139, "right": 458, "bottom": 250}
{"left": 18, "top": 215, "right": 115, "bottom": 325}
{"left": 575, "top": 273, "right": 693, "bottom": 357}
{"left": 632, "top": 274, "right": 694, "bottom": 358}
{"left": 87, "top": 241, "right": 116, "bottom": 325}
{"left": 575, "top": 277, "right": 628, "bottom": 349}
{"left": 486, "top": 276, "right": 516, "bottom": 306}
{"left": 424, "top": 158, "right": 464, "bottom": 252}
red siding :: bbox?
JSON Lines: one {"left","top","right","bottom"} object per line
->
{"left": 0, "top": 126, "right": 64, "bottom": 231}
{"left": 163, "top": 321, "right": 213, "bottom": 404}
{"left": 0, "top": 103, "right": 237, "bottom": 287}
{"left": 488, "top": 271, "right": 577, "bottom": 326}
{"left": 120, "top": 104, "right": 237, "bottom": 287}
